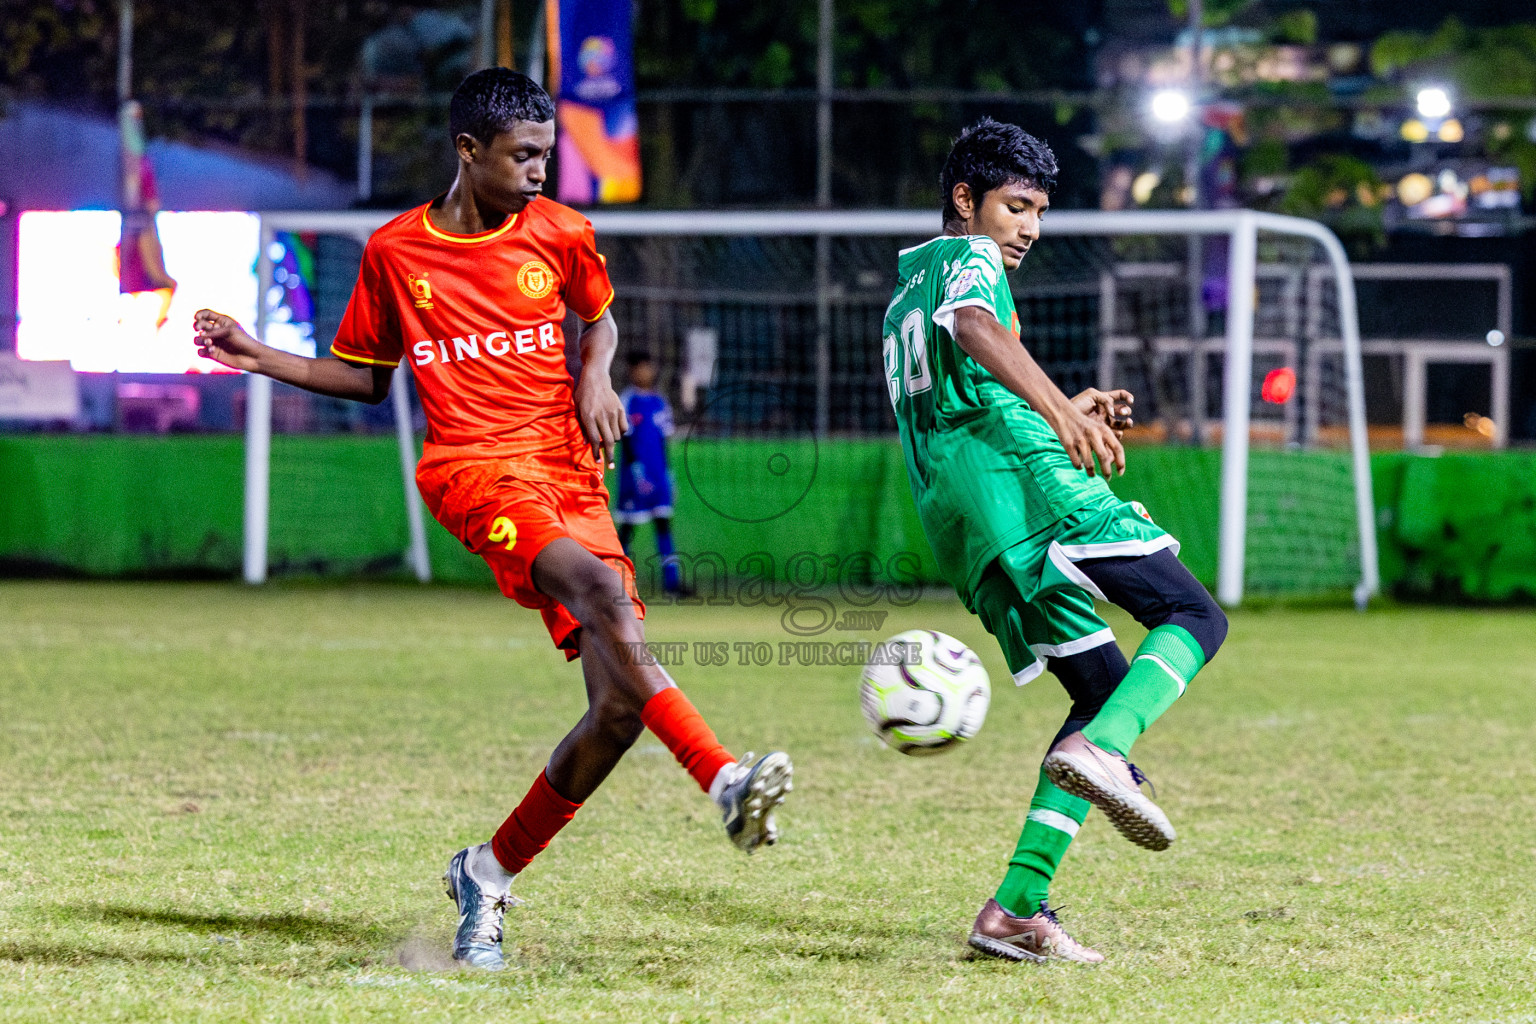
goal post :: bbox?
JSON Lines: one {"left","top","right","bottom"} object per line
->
{"left": 240, "top": 207, "right": 1377, "bottom": 608}
{"left": 1038, "top": 208, "right": 1378, "bottom": 608}
{"left": 245, "top": 212, "right": 430, "bottom": 585}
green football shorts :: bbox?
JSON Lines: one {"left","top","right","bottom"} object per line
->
{"left": 970, "top": 495, "right": 1178, "bottom": 686}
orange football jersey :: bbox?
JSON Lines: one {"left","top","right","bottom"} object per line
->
{"left": 330, "top": 197, "right": 616, "bottom": 465}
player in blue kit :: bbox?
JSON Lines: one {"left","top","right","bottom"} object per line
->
{"left": 615, "top": 351, "right": 686, "bottom": 594}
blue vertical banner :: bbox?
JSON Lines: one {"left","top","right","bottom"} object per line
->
{"left": 548, "top": 0, "right": 641, "bottom": 204}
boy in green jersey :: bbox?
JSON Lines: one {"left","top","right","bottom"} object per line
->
{"left": 883, "top": 118, "right": 1228, "bottom": 963}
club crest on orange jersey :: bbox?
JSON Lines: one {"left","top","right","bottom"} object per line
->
{"left": 407, "top": 273, "right": 434, "bottom": 309}
{"left": 517, "top": 260, "right": 555, "bottom": 299}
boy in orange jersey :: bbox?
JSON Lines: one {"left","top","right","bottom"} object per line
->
{"left": 192, "top": 69, "right": 792, "bottom": 972}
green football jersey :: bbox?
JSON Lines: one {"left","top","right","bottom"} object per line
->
{"left": 882, "top": 233, "right": 1114, "bottom": 602}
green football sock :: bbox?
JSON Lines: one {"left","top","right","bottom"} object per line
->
{"left": 1081, "top": 624, "right": 1206, "bottom": 757}
{"left": 994, "top": 768, "right": 1091, "bottom": 917}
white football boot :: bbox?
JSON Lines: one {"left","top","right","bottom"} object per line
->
{"left": 713, "top": 751, "right": 794, "bottom": 853}
{"left": 443, "top": 842, "right": 521, "bottom": 970}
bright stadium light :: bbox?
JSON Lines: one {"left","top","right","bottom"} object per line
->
{"left": 1150, "top": 89, "right": 1191, "bottom": 124}
{"left": 1416, "top": 87, "right": 1452, "bottom": 120}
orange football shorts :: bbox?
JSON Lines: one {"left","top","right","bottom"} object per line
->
{"left": 417, "top": 444, "right": 644, "bottom": 659}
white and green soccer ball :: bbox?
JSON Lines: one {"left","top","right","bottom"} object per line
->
{"left": 860, "top": 629, "right": 991, "bottom": 756}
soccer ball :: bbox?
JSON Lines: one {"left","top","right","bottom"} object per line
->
{"left": 860, "top": 629, "right": 991, "bottom": 755}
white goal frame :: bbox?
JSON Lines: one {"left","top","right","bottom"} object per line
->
{"left": 243, "top": 208, "right": 1377, "bottom": 608}
{"left": 246, "top": 212, "right": 431, "bottom": 586}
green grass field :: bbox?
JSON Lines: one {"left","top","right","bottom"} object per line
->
{"left": 2, "top": 581, "right": 1534, "bottom": 1023}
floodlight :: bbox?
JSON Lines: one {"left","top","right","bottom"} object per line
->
{"left": 1150, "top": 89, "right": 1191, "bottom": 124}
{"left": 1416, "top": 87, "right": 1451, "bottom": 120}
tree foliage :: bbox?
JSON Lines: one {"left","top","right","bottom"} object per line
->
{"left": 1371, "top": 17, "right": 1536, "bottom": 97}
{"left": 1279, "top": 154, "right": 1385, "bottom": 254}
{"left": 1, "top": 1, "right": 396, "bottom": 108}
{"left": 1369, "top": 17, "right": 1536, "bottom": 198}
{"left": 1164, "top": 0, "right": 1313, "bottom": 43}
{"left": 635, "top": 0, "right": 1091, "bottom": 92}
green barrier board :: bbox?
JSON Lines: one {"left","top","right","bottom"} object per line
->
{"left": 2, "top": 435, "right": 1533, "bottom": 601}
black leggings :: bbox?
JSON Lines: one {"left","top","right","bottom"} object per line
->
{"left": 1045, "top": 548, "right": 1227, "bottom": 747}
{"left": 616, "top": 517, "right": 671, "bottom": 551}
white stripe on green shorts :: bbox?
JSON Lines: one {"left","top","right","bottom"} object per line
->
{"left": 1011, "top": 661, "right": 1046, "bottom": 687}
{"left": 1030, "top": 626, "right": 1116, "bottom": 660}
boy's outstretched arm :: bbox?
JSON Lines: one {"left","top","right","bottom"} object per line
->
{"left": 193, "top": 309, "right": 393, "bottom": 405}
{"left": 572, "top": 309, "right": 627, "bottom": 468}
{"left": 952, "top": 305, "right": 1128, "bottom": 477}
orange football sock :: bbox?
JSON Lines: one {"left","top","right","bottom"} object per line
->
{"left": 640, "top": 686, "right": 737, "bottom": 793}
{"left": 490, "top": 769, "right": 582, "bottom": 875}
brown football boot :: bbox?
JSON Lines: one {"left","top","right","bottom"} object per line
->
{"left": 1042, "top": 731, "right": 1176, "bottom": 851}
{"left": 967, "top": 898, "right": 1104, "bottom": 964}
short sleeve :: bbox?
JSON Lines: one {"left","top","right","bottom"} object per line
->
{"left": 931, "top": 237, "right": 1007, "bottom": 338}
{"left": 330, "top": 241, "right": 404, "bottom": 367}
{"left": 563, "top": 219, "right": 617, "bottom": 323}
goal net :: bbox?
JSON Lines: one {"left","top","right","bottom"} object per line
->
{"left": 243, "top": 208, "right": 1377, "bottom": 607}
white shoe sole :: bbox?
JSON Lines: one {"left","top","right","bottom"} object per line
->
{"left": 1043, "top": 751, "right": 1176, "bottom": 851}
